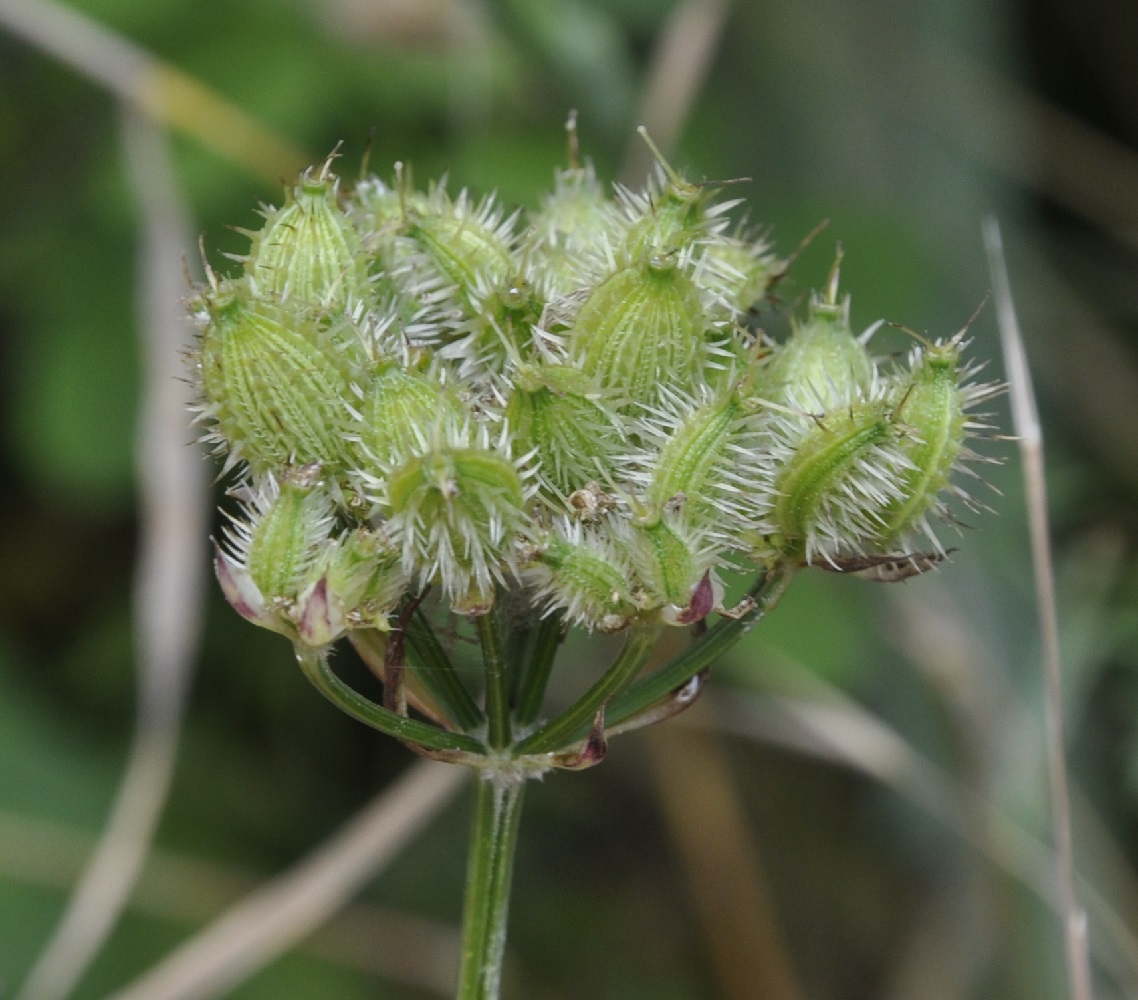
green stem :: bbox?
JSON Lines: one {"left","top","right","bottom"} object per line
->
{"left": 296, "top": 649, "right": 484, "bottom": 755}
{"left": 504, "top": 621, "right": 533, "bottom": 706}
{"left": 406, "top": 608, "right": 486, "bottom": 731}
{"left": 606, "top": 562, "right": 794, "bottom": 729}
{"left": 514, "top": 612, "right": 564, "bottom": 726}
{"left": 477, "top": 610, "right": 511, "bottom": 750}
{"left": 515, "top": 624, "right": 661, "bottom": 755}
{"left": 457, "top": 774, "right": 526, "bottom": 1000}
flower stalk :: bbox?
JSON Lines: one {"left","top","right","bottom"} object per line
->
{"left": 513, "top": 612, "right": 565, "bottom": 726}
{"left": 295, "top": 649, "right": 483, "bottom": 756}
{"left": 477, "top": 608, "right": 512, "bottom": 751}
{"left": 515, "top": 624, "right": 662, "bottom": 756}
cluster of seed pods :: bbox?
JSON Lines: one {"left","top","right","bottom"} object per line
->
{"left": 190, "top": 131, "right": 999, "bottom": 651}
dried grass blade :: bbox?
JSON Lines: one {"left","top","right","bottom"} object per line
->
{"left": 984, "top": 217, "right": 1094, "bottom": 1000}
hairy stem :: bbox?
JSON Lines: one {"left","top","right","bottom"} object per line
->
{"left": 456, "top": 774, "right": 526, "bottom": 1000}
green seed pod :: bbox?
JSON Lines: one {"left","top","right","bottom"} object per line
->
{"left": 296, "top": 527, "right": 407, "bottom": 645}
{"left": 327, "top": 527, "right": 406, "bottom": 615}
{"left": 631, "top": 518, "right": 721, "bottom": 625}
{"left": 355, "top": 359, "right": 468, "bottom": 472}
{"left": 623, "top": 184, "right": 705, "bottom": 261}
{"left": 439, "top": 273, "right": 545, "bottom": 377}
{"left": 383, "top": 423, "right": 529, "bottom": 613}
{"left": 214, "top": 467, "right": 334, "bottom": 641}
{"left": 634, "top": 382, "right": 768, "bottom": 535}
{"left": 245, "top": 471, "right": 330, "bottom": 599}
{"left": 402, "top": 185, "right": 516, "bottom": 317}
{"left": 521, "top": 162, "right": 626, "bottom": 300}
{"left": 505, "top": 362, "right": 624, "bottom": 505}
{"left": 348, "top": 175, "right": 407, "bottom": 244}
{"left": 572, "top": 259, "right": 709, "bottom": 409}
{"left": 874, "top": 339, "right": 971, "bottom": 548}
{"left": 769, "top": 401, "right": 911, "bottom": 563}
{"left": 762, "top": 260, "right": 873, "bottom": 412}
{"left": 699, "top": 235, "right": 781, "bottom": 321}
{"left": 195, "top": 283, "right": 359, "bottom": 477}
{"left": 525, "top": 520, "right": 638, "bottom": 632}
{"left": 246, "top": 161, "right": 369, "bottom": 312}
{"left": 620, "top": 130, "right": 721, "bottom": 262}
{"left": 345, "top": 172, "right": 432, "bottom": 314}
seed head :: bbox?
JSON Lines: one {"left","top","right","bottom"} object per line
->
{"left": 192, "top": 137, "right": 1001, "bottom": 666}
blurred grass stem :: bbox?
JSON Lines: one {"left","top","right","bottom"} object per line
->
{"left": 16, "top": 109, "right": 207, "bottom": 1000}
{"left": 0, "top": 0, "right": 308, "bottom": 182}
{"left": 104, "top": 760, "right": 466, "bottom": 1000}
{"left": 649, "top": 726, "right": 805, "bottom": 1000}
{"left": 621, "top": 0, "right": 732, "bottom": 185}
{"left": 984, "top": 218, "right": 1094, "bottom": 1000}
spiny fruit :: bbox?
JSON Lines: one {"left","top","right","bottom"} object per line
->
{"left": 243, "top": 157, "right": 369, "bottom": 312}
